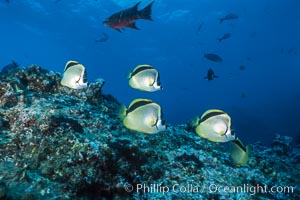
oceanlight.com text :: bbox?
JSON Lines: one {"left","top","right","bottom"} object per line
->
{"left": 208, "top": 184, "right": 294, "bottom": 195}
{"left": 123, "top": 183, "right": 295, "bottom": 196}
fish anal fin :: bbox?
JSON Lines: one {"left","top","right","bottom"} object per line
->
{"left": 126, "top": 22, "right": 140, "bottom": 30}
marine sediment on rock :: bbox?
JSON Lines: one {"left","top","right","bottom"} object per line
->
{"left": 0, "top": 65, "right": 299, "bottom": 199}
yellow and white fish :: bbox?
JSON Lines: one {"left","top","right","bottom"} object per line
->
{"left": 119, "top": 98, "right": 166, "bottom": 134}
{"left": 190, "top": 109, "right": 236, "bottom": 142}
{"left": 128, "top": 64, "right": 162, "bottom": 92}
{"left": 61, "top": 60, "right": 88, "bottom": 89}
{"left": 230, "top": 138, "right": 250, "bottom": 167}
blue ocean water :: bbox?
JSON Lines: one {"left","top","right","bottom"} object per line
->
{"left": 0, "top": 0, "right": 299, "bottom": 146}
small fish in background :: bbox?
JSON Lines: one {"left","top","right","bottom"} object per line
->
{"left": 95, "top": 32, "right": 109, "bottom": 43}
{"left": 0, "top": 60, "right": 19, "bottom": 75}
{"left": 230, "top": 138, "right": 250, "bottom": 167}
{"left": 61, "top": 60, "right": 88, "bottom": 89}
{"left": 118, "top": 98, "right": 166, "bottom": 134}
{"left": 288, "top": 47, "right": 295, "bottom": 55}
{"left": 204, "top": 68, "right": 218, "bottom": 81}
{"left": 249, "top": 31, "right": 256, "bottom": 39}
{"left": 288, "top": 47, "right": 299, "bottom": 55}
{"left": 219, "top": 13, "right": 239, "bottom": 24}
{"left": 103, "top": 1, "right": 154, "bottom": 32}
{"left": 218, "top": 33, "right": 231, "bottom": 42}
{"left": 128, "top": 64, "right": 162, "bottom": 92}
{"left": 240, "top": 92, "right": 246, "bottom": 98}
{"left": 196, "top": 22, "right": 204, "bottom": 35}
{"left": 189, "top": 109, "right": 236, "bottom": 142}
{"left": 204, "top": 53, "right": 223, "bottom": 62}
{"left": 279, "top": 47, "right": 299, "bottom": 56}
{"left": 239, "top": 65, "right": 246, "bottom": 71}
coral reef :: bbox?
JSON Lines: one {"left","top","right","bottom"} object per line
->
{"left": 0, "top": 65, "right": 299, "bottom": 199}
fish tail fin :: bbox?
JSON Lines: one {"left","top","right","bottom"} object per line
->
{"left": 219, "top": 18, "right": 224, "bottom": 24}
{"left": 117, "top": 104, "right": 127, "bottom": 119}
{"left": 140, "top": 1, "right": 154, "bottom": 20}
{"left": 218, "top": 38, "right": 222, "bottom": 42}
{"left": 214, "top": 75, "right": 219, "bottom": 78}
{"left": 127, "top": 70, "right": 133, "bottom": 79}
{"left": 11, "top": 60, "right": 19, "bottom": 67}
{"left": 189, "top": 116, "right": 200, "bottom": 129}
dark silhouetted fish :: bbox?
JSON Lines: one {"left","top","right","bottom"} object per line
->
{"left": 240, "top": 92, "right": 246, "bottom": 98}
{"left": 196, "top": 22, "right": 204, "bottom": 35}
{"left": 204, "top": 53, "right": 223, "bottom": 62}
{"left": 239, "top": 65, "right": 246, "bottom": 71}
{"left": 103, "top": 1, "right": 154, "bottom": 32}
{"left": 219, "top": 13, "right": 239, "bottom": 24}
{"left": 218, "top": 33, "right": 231, "bottom": 42}
{"left": 0, "top": 60, "right": 19, "bottom": 75}
{"left": 95, "top": 32, "right": 109, "bottom": 43}
{"left": 204, "top": 68, "right": 218, "bottom": 81}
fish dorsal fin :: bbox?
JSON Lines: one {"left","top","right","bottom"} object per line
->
{"left": 126, "top": 22, "right": 140, "bottom": 30}
{"left": 130, "top": 64, "right": 154, "bottom": 77}
{"left": 130, "top": 1, "right": 141, "bottom": 12}
{"left": 127, "top": 98, "right": 153, "bottom": 114}
{"left": 200, "top": 109, "right": 225, "bottom": 123}
{"left": 64, "top": 60, "right": 79, "bottom": 72}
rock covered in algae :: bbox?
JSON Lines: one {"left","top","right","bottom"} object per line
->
{"left": 0, "top": 64, "right": 299, "bottom": 199}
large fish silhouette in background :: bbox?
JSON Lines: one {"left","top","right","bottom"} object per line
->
{"left": 103, "top": 1, "right": 154, "bottom": 32}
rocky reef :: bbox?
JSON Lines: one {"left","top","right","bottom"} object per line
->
{"left": 0, "top": 65, "right": 299, "bottom": 199}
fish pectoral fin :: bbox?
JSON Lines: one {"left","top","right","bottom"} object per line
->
{"left": 219, "top": 124, "right": 228, "bottom": 136}
{"left": 151, "top": 117, "right": 159, "bottom": 130}
{"left": 75, "top": 75, "right": 81, "bottom": 84}
{"left": 148, "top": 78, "right": 155, "bottom": 86}
{"left": 126, "top": 22, "right": 140, "bottom": 30}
